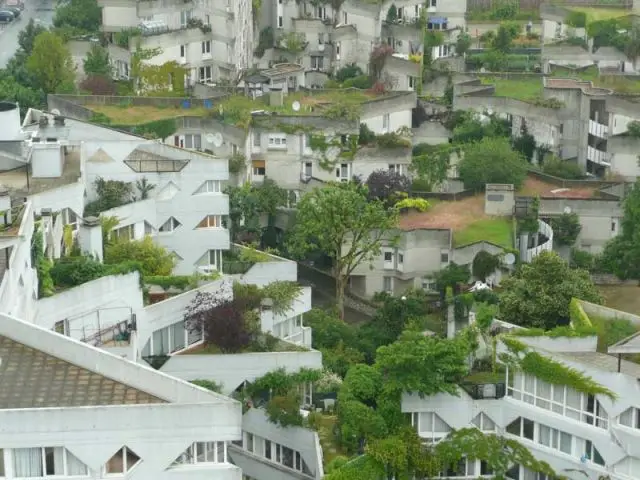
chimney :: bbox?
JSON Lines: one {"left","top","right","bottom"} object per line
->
{"left": 54, "top": 115, "right": 65, "bottom": 127}
{"left": 78, "top": 216, "right": 103, "bottom": 262}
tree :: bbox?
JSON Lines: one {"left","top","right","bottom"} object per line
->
{"left": 458, "top": 137, "right": 527, "bottom": 191}
{"left": 375, "top": 330, "right": 470, "bottom": 397}
{"left": 410, "top": 144, "right": 453, "bottom": 192}
{"left": 26, "top": 32, "right": 76, "bottom": 94}
{"left": 104, "top": 236, "right": 175, "bottom": 276}
{"left": 365, "top": 169, "right": 410, "bottom": 208}
{"left": 386, "top": 4, "right": 398, "bottom": 23}
{"left": 287, "top": 182, "right": 398, "bottom": 318}
{"left": 624, "top": 26, "right": 640, "bottom": 71}
{"left": 434, "top": 262, "right": 470, "bottom": 294}
{"left": 492, "top": 21, "right": 520, "bottom": 53}
{"left": 550, "top": 213, "right": 582, "bottom": 247}
{"left": 83, "top": 44, "right": 112, "bottom": 77}
{"left": 0, "top": 74, "right": 44, "bottom": 114}
{"left": 472, "top": 251, "right": 500, "bottom": 281}
{"left": 600, "top": 180, "right": 640, "bottom": 280}
{"left": 499, "top": 251, "right": 602, "bottom": 329}
{"left": 79, "top": 75, "right": 116, "bottom": 95}
{"left": 184, "top": 291, "right": 254, "bottom": 353}
{"left": 135, "top": 177, "right": 156, "bottom": 200}
{"left": 512, "top": 120, "right": 536, "bottom": 163}
{"left": 18, "top": 19, "right": 46, "bottom": 55}
{"left": 53, "top": 0, "right": 102, "bottom": 34}
{"left": 455, "top": 31, "right": 472, "bottom": 57}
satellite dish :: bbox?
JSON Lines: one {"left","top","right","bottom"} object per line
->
{"left": 206, "top": 133, "right": 215, "bottom": 143}
{"left": 212, "top": 133, "right": 223, "bottom": 147}
{"left": 292, "top": 101, "right": 301, "bottom": 112}
{"left": 564, "top": 206, "right": 572, "bottom": 214}
{"left": 503, "top": 253, "right": 516, "bottom": 265}
{"left": 51, "top": 109, "right": 61, "bottom": 116}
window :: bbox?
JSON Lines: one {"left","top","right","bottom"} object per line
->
{"left": 205, "top": 14, "right": 210, "bottom": 25}
{"left": 336, "top": 163, "right": 351, "bottom": 181}
{"left": 106, "top": 447, "right": 141, "bottom": 474}
{"left": 584, "top": 440, "right": 605, "bottom": 466}
{"left": 180, "top": 45, "right": 186, "bottom": 58}
{"left": 199, "top": 66, "right": 212, "bottom": 82}
{"left": 397, "top": 252, "right": 404, "bottom": 265}
{"left": 336, "top": 41, "right": 341, "bottom": 59}
{"left": 408, "top": 75, "right": 417, "bottom": 90}
{"left": 383, "top": 276, "right": 392, "bottom": 293}
{"left": 619, "top": 407, "right": 640, "bottom": 429}
{"left": 413, "top": 412, "right": 452, "bottom": 443}
{"left": 507, "top": 417, "right": 574, "bottom": 456}
{"left": 444, "top": 458, "right": 476, "bottom": 478}
{"left": 303, "top": 162, "right": 312, "bottom": 177}
{"left": 194, "top": 180, "right": 222, "bottom": 194}
{"left": 268, "top": 134, "right": 287, "bottom": 149}
{"left": 180, "top": 133, "right": 201, "bottom": 150}
{"left": 159, "top": 217, "right": 182, "bottom": 233}
{"left": 440, "top": 251, "right": 449, "bottom": 263}
{"left": 342, "top": 11, "right": 347, "bottom": 23}
{"left": 202, "top": 40, "right": 211, "bottom": 54}
{"left": 422, "top": 276, "right": 437, "bottom": 292}
{"left": 472, "top": 413, "right": 496, "bottom": 431}
{"left": 388, "top": 163, "right": 405, "bottom": 175}
{"left": 430, "top": 0, "right": 436, "bottom": 6}
{"left": 12, "top": 447, "right": 89, "bottom": 477}
{"left": 54, "top": 319, "right": 68, "bottom": 336}
{"left": 253, "top": 133, "right": 261, "bottom": 147}
{"left": 382, "top": 113, "right": 390, "bottom": 131}
{"left": 318, "top": 33, "right": 324, "bottom": 45}
{"left": 311, "top": 56, "right": 324, "bottom": 70}
{"left": 252, "top": 160, "right": 266, "bottom": 176}
{"left": 180, "top": 9, "right": 192, "bottom": 27}
{"left": 173, "top": 442, "right": 224, "bottom": 465}
{"left": 612, "top": 220, "right": 617, "bottom": 232}
{"left": 506, "top": 417, "right": 534, "bottom": 440}
{"left": 197, "top": 215, "right": 222, "bottom": 228}
{"left": 112, "top": 224, "right": 134, "bottom": 242}
{"left": 278, "top": 15, "right": 283, "bottom": 27}
{"left": 316, "top": 6, "right": 326, "bottom": 19}
{"left": 383, "top": 250, "right": 394, "bottom": 269}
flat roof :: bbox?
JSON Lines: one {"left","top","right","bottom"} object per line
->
{"left": 556, "top": 350, "right": 640, "bottom": 378}
{"left": 0, "top": 335, "right": 165, "bottom": 409}
{"left": 0, "top": 148, "right": 82, "bottom": 196}
{"left": 519, "top": 176, "right": 598, "bottom": 199}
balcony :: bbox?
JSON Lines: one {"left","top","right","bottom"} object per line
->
{"left": 589, "top": 119, "right": 608, "bottom": 139}
{"left": 587, "top": 145, "right": 610, "bottom": 167}
{"left": 461, "top": 382, "right": 506, "bottom": 399}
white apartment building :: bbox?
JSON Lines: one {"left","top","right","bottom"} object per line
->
{"left": 0, "top": 101, "right": 323, "bottom": 480}
{"left": 99, "top": 0, "right": 253, "bottom": 85}
{"left": 0, "top": 311, "right": 242, "bottom": 480}
{"left": 402, "top": 325, "right": 640, "bottom": 480}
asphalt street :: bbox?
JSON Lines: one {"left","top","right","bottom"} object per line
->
{"left": 0, "top": 0, "right": 54, "bottom": 68}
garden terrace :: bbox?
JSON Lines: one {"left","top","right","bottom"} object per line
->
{"left": 548, "top": 67, "right": 640, "bottom": 95}
{"left": 176, "top": 335, "right": 309, "bottom": 354}
{"left": 519, "top": 176, "right": 599, "bottom": 199}
{"left": 565, "top": 6, "right": 635, "bottom": 23}
{"left": 478, "top": 76, "right": 543, "bottom": 102}
{"left": 398, "top": 194, "right": 514, "bottom": 248}
{"left": 222, "top": 244, "right": 285, "bottom": 275}
{"left": 0, "top": 202, "right": 28, "bottom": 238}
{"left": 87, "top": 104, "right": 210, "bottom": 126}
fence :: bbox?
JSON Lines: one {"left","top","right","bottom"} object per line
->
{"left": 48, "top": 94, "right": 226, "bottom": 108}
{"left": 412, "top": 189, "right": 476, "bottom": 201}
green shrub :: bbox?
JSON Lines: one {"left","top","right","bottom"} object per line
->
{"left": 569, "top": 298, "right": 592, "bottom": 328}
{"left": 335, "top": 64, "right": 363, "bottom": 83}
{"left": 566, "top": 11, "right": 586, "bottom": 28}
{"left": 50, "top": 255, "right": 105, "bottom": 288}
{"left": 343, "top": 75, "right": 373, "bottom": 89}
{"left": 541, "top": 157, "right": 585, "bottom": 179}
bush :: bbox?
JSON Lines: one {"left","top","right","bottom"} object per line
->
{"left": 358, "top": 123, "right": 376, "bottom": 145}
{"left": 541, "top": 157, "right": 585, "bottom": 179}
{"left": 566, "top": 10, "right": 587, "bottom": 28}
{"left": 343, "top": 75, "right": 373, "bottom": 89}
{"left": 79, "top": 75, "right": 116, "bottom": 95}
{"left": 335, "top": 63, "right": 363, "bottom": 83}
{"left": 50, "top": 255, "right": 105, "bottom": 288}
{"left": 104, "top": 236, "right": 175, "bottom": 276}
{"left": 459, "top": 137, "right": 527, "bottom": 191}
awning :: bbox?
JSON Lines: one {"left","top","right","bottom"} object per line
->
{"left": 428, "top": 16, "right": 447, "bottom": 25}
{"left": 252, "top": 160, "right": 265, "bottom": 168}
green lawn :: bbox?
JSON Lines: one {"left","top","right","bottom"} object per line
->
{"left": 480, "top": 76, "right": 543, "bottom": 102}
{"left": 454, "top": 218, "right": 514, "bottom": 248}
{"left": 463, "top": 369, "right": 506, "bottom": 385}
{"left": 551, "top": 66, "right": 640, "bottom": 94}
{"left": 567, "top": 6, "right": 632, "bottom": 22}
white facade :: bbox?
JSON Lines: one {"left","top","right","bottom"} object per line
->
{"left": 402, "top": 334, "right": 640, "bottom": 480}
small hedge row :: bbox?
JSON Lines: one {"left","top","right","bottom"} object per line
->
{"left": 569, "top": 298, "right": 592, "bottom": 328}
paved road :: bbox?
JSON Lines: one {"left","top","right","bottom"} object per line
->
{"left": 0, "top": 0, "right": 55, "bottom": 68}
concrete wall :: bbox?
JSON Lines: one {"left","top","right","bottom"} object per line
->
{"left": 229, "top": 409, "right": 324, "bottom": 480}
{"left": 608, "top": 135, "right": 640, "bottom": 179}
{"left": 28, "top": 181, "right": 85, "bottom": 221}
{"left": 160, "top": 349, "right": 322, "bottom": 394}
{"left": 580, "top": 300, "right": 640, "bottom": 326}
{"left": 34, "top": 272, "right": 143, "bottom": 341}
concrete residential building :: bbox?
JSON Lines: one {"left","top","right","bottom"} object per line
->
{"left": 402, "top": 303, "right": 640, "bottom": 480}
{"left": 0, "top": 311, "right": 242, "bottom": 480}
{"left": 0, "top": 101, "right": 324, "bottom": 480}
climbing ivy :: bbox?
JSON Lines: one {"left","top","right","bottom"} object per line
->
{"left": 261, "top": 281, "right": 302, "bottom": 316}
{"left": 309, "top": 134, "right": 359, "bottom": 171}
{"left": 501, "top": 337, "right": 617, "bottom": 399}
{"left": 32, "top": 222, "right": 54, "bottom": 298}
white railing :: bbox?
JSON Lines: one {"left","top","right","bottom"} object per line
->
{"left": 588, "top": 119, "right": 608, "bottom": 138}
{"left": 523, "top": 219, "right": 553, "bottom": 263}
{"left": 587, "top": 145, "right": 610, "bottom": 167}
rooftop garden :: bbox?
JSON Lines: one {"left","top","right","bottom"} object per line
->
{"left": 479, "top": 76, "right": 544, "bottom": 102}
{"left": 88, "top": 104, "right": 209, "bottom": 126}
{"left": 453, "top": 217, "right": 514, "bottom": 248}
{"left": 566, "top": 6, "right": 633, "bottom": 23}
{"left": 550, "top": 66, "right": 640, "bottom": 95}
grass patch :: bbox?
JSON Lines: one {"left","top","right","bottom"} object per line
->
{"left": 88, "top": 104, "right": 209, "bottom": 125}
{"left": 315, "top": 414, "right": 347, "bottom": 467}
{"left": 179, "top": 336, "right": 308, "bottom": 354}
{"left": 551, "top": 66, "right": 640, "bottom": 94}
{"left": 454, "top": 217, "right": 513, "bottom": 248}
{"left": 480, "top": 76, "right": 543, "bottom": 102}
{"left": 567, "top": 6, "right": 632, "bottom": 22}
{"left": 463, "top": 367, "right": 506, "bottom": 385}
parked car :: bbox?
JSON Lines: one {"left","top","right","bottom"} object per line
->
{"left": 3, "top": 6, "right": 20, "bottom": 17}
{"left": 0, "top": 10, "right": 15, "bottom": 22}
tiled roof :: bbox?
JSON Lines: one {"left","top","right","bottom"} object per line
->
{"left": 0, "top": 335, "right": 165, "bottom": 409}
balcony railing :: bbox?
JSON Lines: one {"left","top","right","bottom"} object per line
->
{"left": 589, "top": 119, "right": 608, "bottom": 139}
{"left": 523, "top": 219, "right": 553, "bottom": 263}
{"left": 587, "top": 145, "right": 610, "bottom": 167}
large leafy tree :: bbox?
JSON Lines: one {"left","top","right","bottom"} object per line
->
{"left": 550, "top": 212, "right": 582, "bottom": 247}
{"left": 104, "top": 236, "right": 175, "bottom": 276}
{"left": 83, "top": 44, "right": 112, "bottom": 77}
{"left": 53, "top": 0, "right": 102, "bottom": 34}
{"left": 458, "top": 137, "right": 528, "bottom": 191}
{"left": 499, "top": 251, "right": 602, "bottom": 329}
{"left": 287, "top": 182, "right": 398, "bottom": 318}
{"left": 600, "top": 180, "right": 640, "bottom": 279}
{"left": 27, "top": 31, "right": 76, "bottom": 94}
{"left": 18, "top": 19, "right": 46, "bottom": 55}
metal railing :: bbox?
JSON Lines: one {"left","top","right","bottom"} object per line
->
{"left": 460, "top": 382, "right": 506, "bottom": 399}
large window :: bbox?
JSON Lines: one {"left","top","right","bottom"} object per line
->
{"left": 412, "top": 412, "right": 452, "bottom": 443}
{"left": 619, "top": 407, "right": 640, "bottom": 429}
{"left": 173, "top": 442, "right": 226, "bottom": 465}
{"left": 196, "top": 215, "right": 222, "bottom": 228}
{"left": 105, "top": 447, "right": 140, "bottom": 474}
{"left": 13, "top": 447, "right": 88, "bottom": 477}
{"left": 506, "top": 417, "right": 580, "bottom": 459}
{"left": 194, "top": 180, "right": 221, "bottom": 194}
{"left": 159, "top": 217, "right": 182, "bottom": 233}
{"left": 508, "top": 371, "right": 609, "bottom": 429}
{"left": 239, "top": 434, "right": 313, "bottom": 476}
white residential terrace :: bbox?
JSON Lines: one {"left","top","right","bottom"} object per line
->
{"left": 402, "top": 311, "right": 640, "bottom": 480}
{"left": 0, "top": 102, "right": 323, "bottom": 480}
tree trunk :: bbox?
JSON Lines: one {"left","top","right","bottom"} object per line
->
{"left": 335, "top": 268, "right": 345, "bottom": 320}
